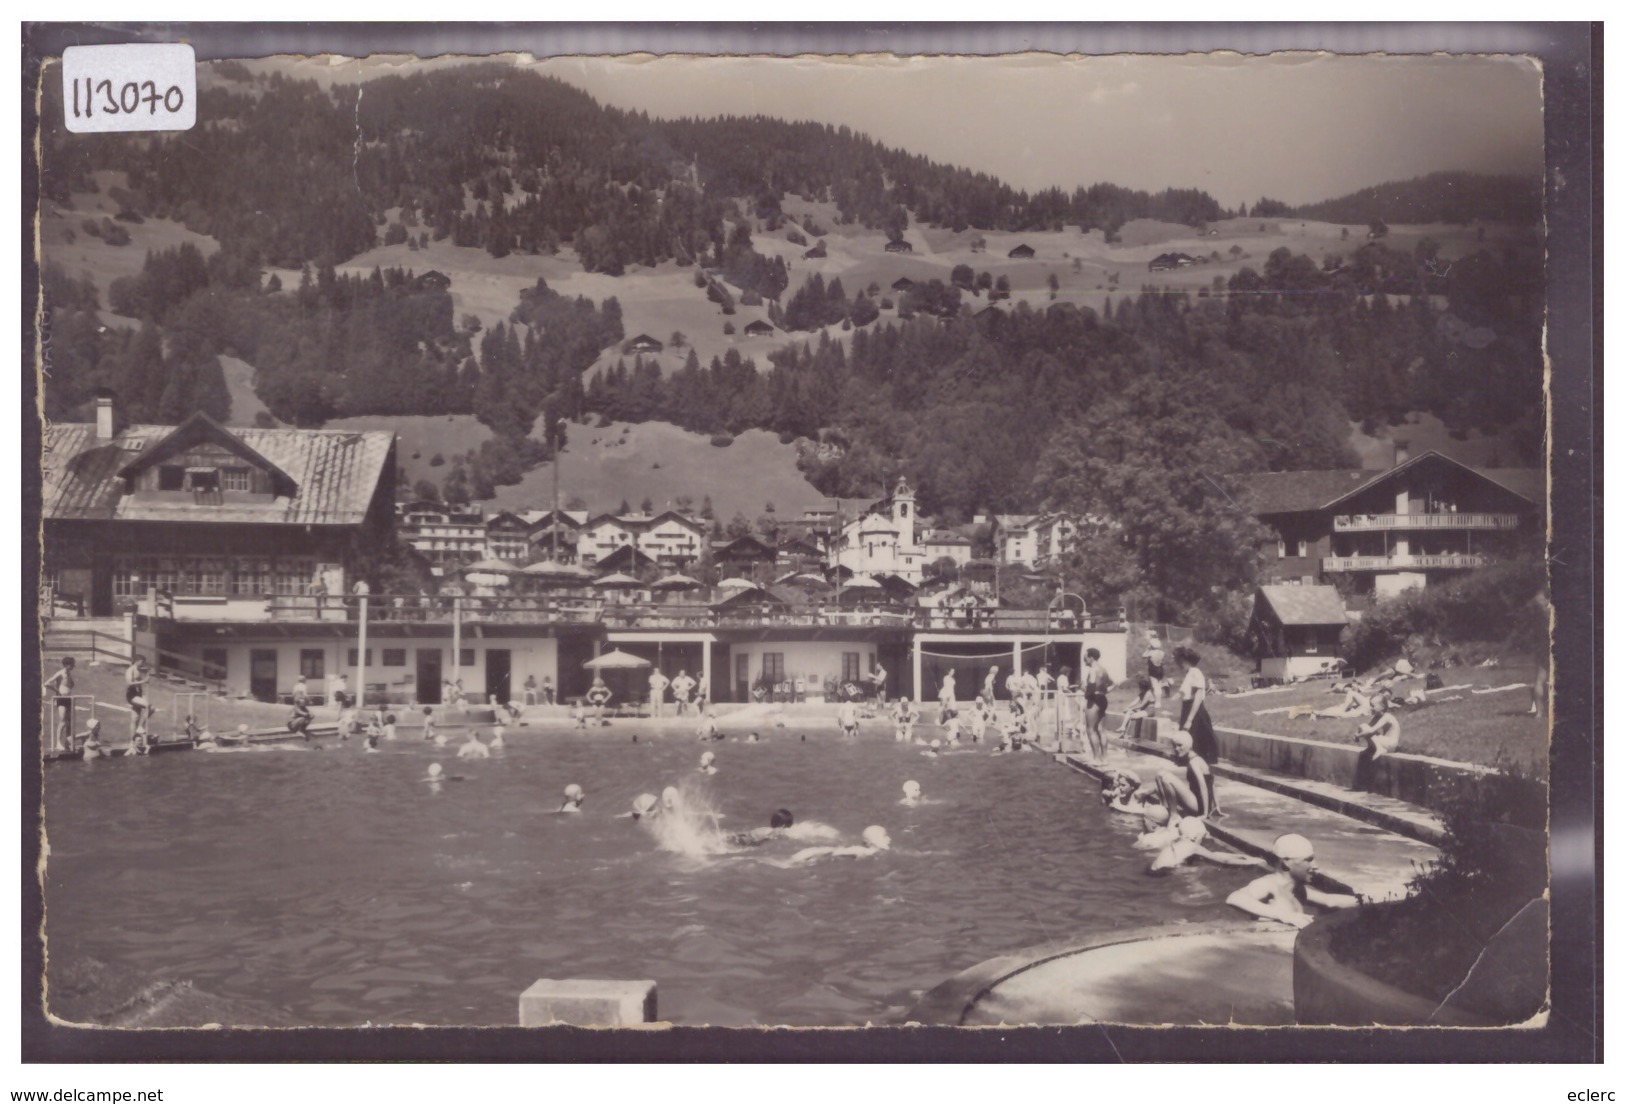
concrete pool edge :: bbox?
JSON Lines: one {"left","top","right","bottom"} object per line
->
{"left": 906, "top": 921, "right": 1296, "bottom": 1027}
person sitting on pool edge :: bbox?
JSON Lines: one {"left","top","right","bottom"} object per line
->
{"left": 1352, "top": 692, "right": 1402, "bottom": 791}
{"left": 1147, "top": 816, "right": 1265, "bottom": 874}
{"left": 1226, "top": 833, "right": 1359, "bottom": 928}
{"left": 1152, "top": 730, "right": 1216, "bottom": 820}
{"left": 728, "top": 808, "right": 795, "bottom": 847}
{"left": 790, "top": 825, "right": 891, "bottom": 864}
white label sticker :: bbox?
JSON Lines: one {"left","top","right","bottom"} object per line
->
{"left": 62, "top": 44, "right": 196, "bottom": 134}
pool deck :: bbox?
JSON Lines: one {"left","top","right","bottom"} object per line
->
{"left": 908, "top": 740, "right": 1441, "bottom": 1026}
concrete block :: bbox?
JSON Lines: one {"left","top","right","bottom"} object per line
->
{"left": 519, "top": 978, "right": 657, "bottom": 1026}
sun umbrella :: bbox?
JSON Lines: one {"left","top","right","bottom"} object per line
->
{"left": 520, "top": 559, "right": 591, "bottom": 580}
{"left": 462, "top": 557, "right": 518, "bottom": 574}
{"left": 651, "top": 573, "right": 701, "bottom": 591}
{"left": 717, "top": 577, "right": 756, "bottom": 590}
{"left": 843, "top": 573, "right": 883, "bottom": 589}
{"left": 592, "top": 572, "right": 643, "bottom": 589}
{"left": 582, "top": 649, "right": 653, "bottom": 670}
{"left": 464, "top": 572, "right": 511, "bottom": 587}
{"left": 791, "top": 573, "right": 833, "bottom": 590}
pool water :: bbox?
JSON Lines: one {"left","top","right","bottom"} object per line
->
{"left": 42, "top": 724, "right": 1243, "bottom": 1027}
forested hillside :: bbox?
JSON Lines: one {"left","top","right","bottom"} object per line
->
{"left": 37, "top": 60, "right": 1545, "bottom": 601}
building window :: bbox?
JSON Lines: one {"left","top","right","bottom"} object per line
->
{"left": 459, "top": 649, "right": 477, "bottom": 668}
{"left": 1297, "top": 540, "right": 1309, "bottom": 558}
{"left": 761, "top": 652, "right": 784, "bottom": 684}
{"left": 157, "top": 466, "right": 185, "bottom": 491}
{"left": 222, "top": 467, "right": 251, "bottom": 492}
{"left": 188, "top": 468, "right": 221, "bottom": 492}
{"left": 347, "top": 649, "right": 373, "bottom": 667}
{"left": 381, "top": 648, "right": 406, "bottom": 667}
{"left": 300, "top": 649, "right": 325, "bottom": 679}
{"left": 842, "top": 652, "right": 862, "bottom": 681}
{"left": 1277, "top": 536, "right": 1287, "bottom": 558}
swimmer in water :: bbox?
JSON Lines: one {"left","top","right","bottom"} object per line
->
{"left": 697, "top": 709, "right": 720, "bottom": 742}
{"left": 790, "top": 825, "right": 891, "bottom": 864}
{"left": 422, "top": 707, "right": 437, "bottom": 743}
{"left": 424, "top": 763, "right": 444, "bottom": 783}
{"left": 1226, "top": 834, "right": 1359, "bottom": 928}
{"left": 661, "top": 786, "right": 681, "bottom": 813}
{"left": 629, "top": 793, "right": 660, "bottom": 820}
{"left": 458, "top": 731, "right": 490, "bottom": 759}
{"left": 364, "top": 732, "right": 381, "bottom": 753}
{"left": 921, "top": 740, "right": 940, "bottom": 758}
{"left": 383, "top": 710, "right": 398, "bottom": 740}
{"left": 901, "top": 780, "right": 922, "bottom": 805}
{"left": 559, "top": 783, "right": 585, "bottom": 813}
{"left": 1148, "top": 816, "right": 1265, "bottom": 873}
{"left": 698, "top": 750, "right": 717, "bottom": 775}
{"left": 78, "top": 718, "right": 105, "bottom": 759}
{"left": 746, "top": 732, "right": 762, "bottom": 744}
{"left": 728, "top": 808, "right": 795, "bottom": 846}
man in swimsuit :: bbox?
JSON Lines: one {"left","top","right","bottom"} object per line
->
{"left": 1227, "top": 834, "right": 1359, "bottom": 928}
{"left": 124, "top": 656, "right": 153, "bottom": 742}
{"left": 43, "top": 656, "right": 76, "bottom": 752}
{"left": 670, "top": 670, "right": 696, "bottom": 717}
{"left": 648, "top": 668, "right": 670, "bottom": 717}
{"left": 870, "top": 662, "right": 888, "bottom": 706}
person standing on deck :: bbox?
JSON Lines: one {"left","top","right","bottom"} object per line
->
{"left": 937, "top": 668, "right": 957, "bottom": 726}
{"left": 587, "top": 677, "right": 613, "bottom": 725}
{"left": 870, "top": 661, "right": 888, "bottom": 706}
{"left": 1173, "top": 647, "right": 1222, "bottom": 816}
{"left": 43, "top": 656, "right": 76, "bottom": 753}
{"left": 124, "top": 656, "right": 153, "bottom": 741}
{"left": 648, "top": 668, "right": 670, "bottom": 717}
{"left": 982, "top": 664, "right": 999, "bottom": 709}
{"left": 1144, "top": 633, "right": 1168, "bottom": 699}
{"left": 1081, "top": 648, "right": 1114, "bottom": 763}
{"left": 670, "top": 670, "right": 696, "bottom": 716}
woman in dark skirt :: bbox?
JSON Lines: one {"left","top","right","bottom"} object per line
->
{"left": 1173, "top": 645, "right": 1222, "bottom": 816}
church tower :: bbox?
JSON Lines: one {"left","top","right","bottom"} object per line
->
{"left": 891, "top": 476, "right": 916, "bottom": 547}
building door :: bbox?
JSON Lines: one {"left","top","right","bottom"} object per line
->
{"left": 249, "top": 649, "right": 278, "bottom": 703}
{"left": 417, "top": 649, "right": 442, "bottom": 704}
{"left": 485, "top": 649, "right": 511, "bottom": 707}
{"left": 736, "top": 652, "right": 750, "bottom": 702}
{"left": 202, "top": 647, "right": 228, "bottom": 688}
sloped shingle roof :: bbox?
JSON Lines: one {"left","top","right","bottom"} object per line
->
{"left": 43, "top": 420, "right": 394, "bottom": 526}
{"left": 1257, "top": 585, "right": 1348, "bottom": 626}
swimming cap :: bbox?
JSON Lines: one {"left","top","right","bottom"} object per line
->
{"left": 930, "top": 739, "right": 941, "bottom": 749}
{"left": 632, "top": 793, "right": 658, "bottom": 818}
{"left": 427, "top": 763, "right": 443, "bottom": 777}
{"left": 903, "top": 780, "right": 921, "bottom": 798}
{"left": 564, "top": 783, "right": 584, "bottom": 800}
{"left": 1119, "top": 769, "right": 1141, "bottom": 787}
{"left": 1274, "top": 833, "right": 1314, "bottom": 861}
{"left": 662, "top": 786, "right": 680, "bottom": 809}
{"left": 238, "top": 724, "right": 249, "bottom": 734}
{"left": 770, "top": 808, "right": 794, "bottom": 829}
{"left": 1394, "top": 658, "right": 1414, "bottom": 675}
{"left": 700, "top": 751, "right": 715, "bottom": 766}
{"left": 1168, "top": 730, "right": 1194, "bottom": 751}
{"left": 862, "top": 826, "right": 891, "bottom": 850}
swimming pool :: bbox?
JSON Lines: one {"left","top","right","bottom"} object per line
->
{"left": 42, "top": 722, "right": 1243, "bottom": 1027}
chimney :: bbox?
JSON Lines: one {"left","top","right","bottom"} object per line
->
{"left": 1394, "top": 438, "right": 1410, "bottom": 466}
{"left": 95, "top": 390, "right": 115, "bottom": 440}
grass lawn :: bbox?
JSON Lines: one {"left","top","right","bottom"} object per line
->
{"left": 1188, "top": 661, "right": 1547, "bottom": 778}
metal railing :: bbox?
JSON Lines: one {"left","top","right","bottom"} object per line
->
{"left": 1322, "top": 553, "right": 1490, "bottom": 572}
{"left": 41, "top": 627, "right": 133, "bottom": 666}
{"left": 1333, "top": 513, "right": 1522, "bottom": 532}
{"left": 161, "top": 592, "right": 1129, "bottom": 633}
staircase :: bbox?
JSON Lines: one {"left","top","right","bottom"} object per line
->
{"left": 41, "top": 617, "right": 134, "bottom": 667}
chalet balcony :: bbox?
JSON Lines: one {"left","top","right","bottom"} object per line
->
{"left": 1332, "top": 512, "right": 1521, "bottom": 532}
{"left": 1322, "top": 553, "right": 1490, "bottom": 572}
{"left": 150, "top": 592, "right": 1119, "bottom": 634}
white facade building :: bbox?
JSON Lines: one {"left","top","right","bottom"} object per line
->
{"left": 833, "top": 478, "right": 926, "bottom": 583}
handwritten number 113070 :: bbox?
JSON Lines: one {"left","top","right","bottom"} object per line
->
{"left": 70, "top": 76, "right": 185, "bottom": 118}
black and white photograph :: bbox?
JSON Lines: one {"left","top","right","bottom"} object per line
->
{"left": 22, "top": 23, "right": 1597, "bottom": 1065}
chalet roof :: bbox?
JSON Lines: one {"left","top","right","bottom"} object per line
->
{"left": 485, "top": 510, "right": 529, "bottom": 531}
{"left": 715, "top": 535, "right": 776, "bottom": 558}
{"left": 1007, "top": 244, "right": 1035, "bottom": 258}
{"left": 43, "top": 416, "right": 394, "bottom": 526}
{"left": 1236, "top": 451, "right": 1542, "bottom": 515}
{"left": 776, "top": 537, "right": 823, "bottom": 556}
{"left": 625, "top": 333, "right": 664, "bottom": 350}
{"left": 891, "top": 277, "right": 916, "bottom": 291}
{"left": 885, "top": 240, "right": 914, "bottom": 252}
{"left": 744, "top": 320, "right": 775, "bottom": 335}
{"left": 1255, "top": 585, "right": 1348, "bottom": 627}
{"left": 594, "top": 544, "right": 659, "bottom": 571}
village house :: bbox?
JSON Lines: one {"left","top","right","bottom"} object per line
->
{"left": 482, "top": 510, "right": 531, "bottom": 564}
{"left": 521, "top": 508, "right": 587, "bottom": 563}
{"left": 42, "top": 399, "right": 398, "bottom": 623}
{"left": 1007, "top": 243, "right": 1036, "bottom": 259}
{"left": 991, "top": 514, "right": 1038, "bottom": 566}
{"left": 1147, "top": 252, "right": 1196, "bottom": 272}
{"left": 920, "top": 528, "right": 975, "bottom": 567}
{"left": 1236, "top": 446, "right": 1542, "bottom": 598}
{"left": 578, "top": 510, "right": 707, "bottom": 570}
{"left": 884, "top": 239, "right": 914, "bottom": 254}
{"left": 397, "top": 500, "right": 488, "bottom": 577}
{"left": 623, "top": 333, "right": 665, "bottom": 355}
{"left": 743, "top": 319, "right": 775, "bottom": 337}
